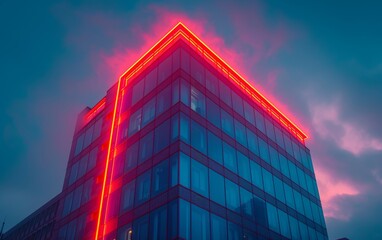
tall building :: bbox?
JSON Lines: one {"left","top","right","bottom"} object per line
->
{"left": 4, "top": 23, "right": 328, "bottom": 240}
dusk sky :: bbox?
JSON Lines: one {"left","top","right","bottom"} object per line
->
{"left": 1, "top": 0, "right": 381, "bottom": 239}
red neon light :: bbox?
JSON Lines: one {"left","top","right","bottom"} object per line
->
{"left": 85, "top": 97, "right": 106, "bottom": 122}
{"left": 95, "top": 22, "right": 308, "bottom": 240}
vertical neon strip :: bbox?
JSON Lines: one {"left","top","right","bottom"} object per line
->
{"left": 95, "top": 77, "right": 122, "bottom": 240}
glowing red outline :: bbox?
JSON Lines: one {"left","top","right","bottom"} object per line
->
{"left": 85, "top": 97, "right": 106, "bottom": 122}
{"left": 95, "top": 22, "right": 308, "bottom": 240}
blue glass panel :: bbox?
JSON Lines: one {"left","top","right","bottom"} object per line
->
{"left": 152, "top": 159, "right": 169, "bottom": 196}
{"left": 223, "top": 142, "right": 237, "bottom": 174}
{"left": 171, "top": 114, "right": 179, "bottom": 143}
{"left": 297, "top": 167, "right": 307, "bottom": 190}
{"left": 299, "top": 221, "right": 309, "bottom": 239}
{"left": 225, "top": 179, "right": 240, "bottom": 212}
{"left": 206, "top": 70, "right": 219, "bottom": 96}
{"left": 254, "top": 110, "right": 266, "bottom": 133}
{"left": 278, "top": 209, "right": 291, "bottom": 238}
{"left": 240, "top": 187, "right": 254, "bottom": 219}
{"left": 288, "top": 161, "right": 299, "bottom": 184}
{"left": 231, "top": 91, "right": 244, "bottom": 117}
{"left": 144, "top": 67, "right": 157, "bottom": 96}
{"left": 243, "top": 101, "right": 255, "bottom": 125}
{"left": 168, "top": 200, "right": 178, "bottom": 239}
{"left": 284, "top": 182, "right": 295, "bottom": 209}
{"left": 279, "top": 154, "right": 290, "bottom": 178}
{"left": 125, "top": 141, "right": 138, "bottom": 172}
{"left": 265, "top": 119, "right": 276, "bottom": 142}
{"left": 221, "top": 109, "right": 234, "bottom": 138}
{"left": 141, "top": 98, "right": 156, "bottom": 127}
{"left": 289, "top": 215, "right": 301, "bottom": 240}
{"left": 219, "top": 82, "right": 232, "bottom": 107}
{"left": 133, "top": 214, "right": 149, "bottom": 240}
{"left": 156, "top": 85, "right": 171, "bottom": 115}
{"left": 179, "top": 199, "right": 190, "bottom": 240}
{"left": 269, "top": 146, "right": 280, "bottom": 171}
{"left": 191, "top": 159, "right": 209, "bottom": 197}
{"left": 253, "top": 196, "right": 267, "bottom": 226}
{"left": 258, "top": 138, "right": 270, "bottom": 164}
{"left": 302, "top": 196, "right": 313, "bottom": 220}
{"left": 180, "top": 113, "right": 190, "bottom": 143}
{"left": 191, "top": 120, "right": 207, "bottom": 154}
{"left": 128, "top": 108, "right": 142, "bottom": 137}
{"left": 227, "top": 221, "right": 241, "bottom": 240}
{"left": 154, "top": 119, "right": 170, "bottom": 154}
{"left": 250, "top": 160, "right": 263, "bottom": 190}
{"left": 191, "top": 86, "right": 206, "bottom": 117}
{"left": 273, "top": 176, "right": 285, "bottom": 203}
{"left": 266, "top": 203, "right": 280, "bottom": 233}
{"left": 158, "top": 55, "right": 172, "bottom": 84}
{"left": 209, "top": 170, "right": 226, "bottom": 206}
{"left": 135, "top": 170, "right": 151, "bottom": 204}
{"left": 274, "top": 126, "right": 285, "bottom": 149}
{"left": 121, "top": 180, "right": 135, "bottom": 212}
{"left": 132, "top": 79, "right": 144, "bottom": 105}
{"left": 180, "top": 78, "right": 190, "bottom": 106}
{"left": 172, "top": 78, "right": 180, "bottom": 105}
{"left": 293, "top": 189, "right": 304, "bottom": 215}
{"left": 191, "top": 204, "right": 210, "bottom": 240}
{"left": 207, "top": 131, "right": 223, "bottom": 164}
{"left": 149, "top": 205, "right": 167, "bottom": 240}
{"left": 237, "top": 151, "right": 251, "bottom": 182}
{"left": 234, "top": 119, "right": 247, "bottom": 147}
{"left": 263, "top": 169, "right": 275, "bottom": 196}
{"left": 211, "top": 214, "right": 227, "bottom": 240}
{"left": 170, "top": 154, "right": 178, "bottom": 187}
{"left": 206, "top": 98, "right": 221, "bottom": 128}
{"left": 190, "top": 56, "right": 205, "bottom": 85}
{"left": 180, "top": 152, "right": 190, "bottom": 188}
{"left": 139, "top": 131, "right": 153, "bottom": 163}
{"left": 246, "top": 129, "right": 259, "bottom": 156}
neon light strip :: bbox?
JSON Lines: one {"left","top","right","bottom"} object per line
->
{"left": 85, "top": 98, "right": 106, "bottom": 122}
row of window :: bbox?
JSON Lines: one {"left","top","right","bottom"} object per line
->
{"left": 179, "top": 111, "right": 320, "bottom": 201}
{"left": 68, "top": 147, "right": 98, "bottom": 186}
{"left": 74, "top": 117, "right": 102, "bottom": 156}
{"left": 58, "top": 214, "right": 87, "bottom": 240}
{"left": 177, "top": 152, "right": 325, "bottom": 228}
{"left": 117, "top": 199, "right": 327, "bottom": 240}
{"left": 62, "top": 178, "right": 93, "bottom": 217}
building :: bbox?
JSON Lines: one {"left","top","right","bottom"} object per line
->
{"left": 3, "top": 22, "right": 328, "bottom": 240}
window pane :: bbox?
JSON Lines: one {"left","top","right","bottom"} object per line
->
{"left": 289, "top": 215, "right": 301, "bottom": 240}
{"left": 121, "top": 180, "right": 135, "bottom": 212}
{"left": 219, "top": 82, "right": 232, "bottom": 107}
{"left": 82, "top": 178, "right": 93, "bottom": 204}
{"left": 158, "top": 56, "right": 172, "bottom": 84}
{"left": 152, "top": 160, "right": 169, "bottom": 196}
{"left": 266, "top": 203, "right": 279, "bottom": 233}
{"left": 170, "top": 154, "right": 178, "bottom": 187}
{"left": 190, "top": 56, "right": 205, "bottom": 85}
{"left": 191, "top": 120, "right": 207, "bottom": 154}
{"left": 209, "top": 170, "right": 226, "bottom": 206}
{"left": 258, "top": 138, "right": 270, "bottom": 164}
{"left": 231, "top": 91, "right": 244, "bottom": 117}
{"left": 211, "top": 214, "right": 227, "bottom": 240}
{"left": 237, "top": 151, "right": 251, "bottom": 182}
{"left": 265, "top": 119, "right": 276, "bottom": 142}
{"left": 93, "top": 118, "right": 102, "bottom": 140}
{"left": 273, "top": 176, "right": 285, "bottom": 203}
{"left": 181, "top": 48, "right": 190, "bottom": 73}
{"left": 180, "top": 78, "right": 190, "bottom": 106}
{"left": 263, "top": 169, "right": 275, "bottom": 196}
{"left": 132, "top": 79, "right": 144, "bottom": 105}
{"left": 250, "top": 161, "right": 263, "bottom": 190}
{"left": 74, "top": 133, "right": 84, "bottom": 156}
{"left": 253, "top": 196, "right": 267, "bottom": 226}
{"left": 168, "top": 200, "right": 178, "bottom": 239}
{"left": 171, "top": 114, "right": 179, "bottom": 143}
{"left": 206, "top": 98, "right": 221, "bottom": 128}
{"left": 180, "top": 152, "right": 190, "bottom": 188}
{"left": 72, "top": 185, "right": 83, "bottom": 211}
{"left": 191, "top": 159, "right": 209, "bottom": 197}
{"left": 128, "top": 109, "right": 141, "bottom": 137}
{"left": 225, "top": 179, "right": 240, "bottom": 212}
{"left": 69, "top": 162, "right": 79, "bottom": 185}
{"left": 269, "top": 146, "right": 280, "bottom": 171}
{"left": 284, "top": 182, "right": 295, "bottom": 209}
{"left": 150, "top": 205, "right": 167, "bottom": 240}
{"left": 144, "top": 67, "right": 157, "bottom": 95}
{"left": 133, "top": 215, "right": 149, "bottom": 240}
{"left": 227, "top": 221, "right": 241, "bottom": 240}
{"left": 223, "top": 142, "right": 237, "bottom": 174}
{"left": 180, "top": 113, "right": 190, "bottom": 143}
{"left": 179, "top": 199, "right": 190, "bottom": 240}
{"left": 243, "top": 101, "right": 255, "bottom": 125}
{"left": 191, "top": 86, "right": 206, "bottom": 117}
{"left": 125, "top": 141, "right": 138, "bottom": 172}
{"left": 279, "top": 154, "right": 290, "bottom": 178}
{"left": 191, "top": 204, "right": 210, "bottom": 240}
{"left": 135, "top": 171, "right": 151, "bottom": 204}
{"left": 77, "top": 155, "right": 88, "bottom": 179}
{"left": 83, "top": 125, "right": 93, "bottom": 148}
{"left": 154, "top": 119, "right": 170, "bottom": 154}
{"left": 142, "top": 98, "right": 156, "bottom": 127}
{"left": 206, "top": 70, "right": 218, "bottom": 96}
{"left": 87, "top": 147, "right": 97, "bottom": 171}
{"left": 240, "top": 187, "right": 254, "bottom": 218}
{"left": 278, "top": 209, "right": 291, "bottom": 238}
{"left": 172, "top": 78, "right": 180, "bottom": 105}
{"left": 156, "top": 85, "right": 171, "bottom": 115}
{"left": 254, "top": 110, "right": 265, "bottom": 133}
{"left": 221, "top": 109, "right": 234, "bottom": 138}
{"left": 139, "top": 132, "right": 153, "bottom": 163}
{"left": 207, "top": 131, "right": 223, "bottom": 164}
{"left": 246, "top": 129, "right": 259, "bottom": 156}
{"left": 234, "top": 119, "right": 247, "bottom": 147}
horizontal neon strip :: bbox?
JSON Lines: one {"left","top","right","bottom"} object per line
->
{"left": 85, "top": 97, "right": 106, "bottom": 122}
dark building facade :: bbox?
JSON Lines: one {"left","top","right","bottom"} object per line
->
{"left": 4, "top": 23, "right": 328, "bottom": 240}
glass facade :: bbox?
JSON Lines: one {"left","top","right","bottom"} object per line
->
{"left": 5, "top": 24, "right": 327, "bottom": 240}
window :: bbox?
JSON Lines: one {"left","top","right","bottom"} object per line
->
{"left": 131, "top": 79, "right": 144, "bottom": 105}
{"left": 289, "top": 216, "right": 301, "bottom": 240}
{"left": 179, "top": 199, "right": 190, "bottom": 240}
{"left": 77, "top": 155, "right": 88, "bottom": 179}
{"left": 141, "top": 98, "right": 156, "bottom": 127}
{"left": 83, "top": 125, "right": 93, "bottom": 148}
{"left": 209, "top": 170, "right": 226, "bottom": 206}
{"left": 211, "top": 214, "right": 227, "bottom": 240}
{"left": 263, "top": 169, "right": 275, "bottom": 196}
{"left": 128, "top": 109, "right": 141, "bottom": 137}
{"left": 191, "top": 120, "right": 207, "bottom": 154}
{"left": 258, "top": 138, "right": 270, "bottom": 164}
{"left": 180, "top": 113, "right": 190, "bottom": 143}
{"left": 231, "top": 91, "right": 244, "bottom": 117}
{"left": 152, "top": 160, "right": 168, "bottom": 196}
{"left": 274, "top": 127, "right": 285, "bottom": 149}
{"left": 144, "top": 67, "right": 157, "bottom": 95}
{"left": 180, "top": 152, "right": 190, "bottom": 188}
{"left": 191, "top": 205, "right": 210, "bottom": 240}
{"left": 265, "top": 119, "right": 276, "bottom": 142}
{"left": 225, "top": 179, "right": 240, "bottom": 212}
{"left": 246, "top": 129, "right": 259, "bottom": 156}
{"left": 223, "top": 142, "right": 237, "bottom": 174}
{"left": 133, "top": 215, "right": 149, "bottom": 240}
{"left": 72, "top": 185, "right": 83, "bottom": 211}
{"left": 180, "top": 78, "right": 190, "bottom": 106}
{"left": 125, "top": 142, "right": 138, "bottom": 172}
{"left": 221, "top": 109, "right": 234, "bottom": 138}
{"left": 279, "top": 154, "right": 290, "bottom": 178}
{"left": 278, "top": 209, "right": 291, "bottom": 238}
{"left": 191, "top": 56, "right": 205, "bottom": 85}
{"left": 207, "top": 131, "right": 223, "bottom": 164}
{"left": 74, "top": 133, "right": 84, "bottom": 156}
{"left": 269, "top": 146, "right": 280, "bottom": 171}
{"left": 206, "top": 98, "right": 221, "bottom": 128}
{"left": 82, "top": 178, "right": 93, "bottom": 204}
{"left": 190, "top": 86, "right": 206, "bottom": 117}
{"left": 206, "top": 70, "right": 218, "bottom": 96}
{"left": 240, "top": 187, "right": 254, "bottom": 218}
{"left": 234, "top": 119, "right": 247, "bottom": 147}
{"left": 273, "top": 176, "right": 285, "bottom": 203}
{"left": 158, "top": 56, "right": 172, "bottom": 84}
{"left": 219, "top": 82, "right": 232, "bottom": 107}
{"left": 135, "top": 171, "right": 151, "bottom": 204}
{"left": 139, "top": 132, "right": 153, "bottom": 163}
{"left": 156, "top": 86, "right": 171, "bottom": 115}
{"left": 171, "top": 114, "right": 179, "bottom": 143}
{"left": 254, "top": 110, "right": 265, "bottom": 133}
{"left": 253, "top": 196, "right": 267, "bottom": 226}
{"left": 121, "top": 180, "right": 135, "bottom": 212}
{"left": 284, "top": 182, "right": 295, "bottom": 209}
{"left": 243, "top": 101, "right": 255, "bottom": 125}
{"left": 293, "top": 189, "right": 304, "bottom": 215}
{"left": 150, "top": 206, "right": 167, "bottom": 240}
{"left": 62, "top": 192, "right": 73, "bottom": 217}
{"left": 191, "top": 159, "right": 209, "bottom": 197}
{"left": 266, "top": 203, "right": 280, "bottom": 233}
{"left": 154, "top": 119, "right": 170, "bottom": 154}
{"left": 181, "top": 48, "right": 190, "bottom": 73}
{"left": 237, "top": 151, "right": 251, "bottom": 182}
{"left": 172, "top": 78, "right": 180, "bottom": 105}
{"left": 87, "top": 147, "right": 97, "bottom": 171}
{"left": 250, "top": 161, "right": 263, "bottom": 190}
{"left": 68, "top": 162, "right": 79, "bottom": 185}
{"left": 227, "top": 221, "right": 241, "bottom": 240}
{"left": 170, "top": 154, "right": 178, "bottom": 187}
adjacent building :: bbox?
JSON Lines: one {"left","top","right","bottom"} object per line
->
{"left": 4, "top": 22, "right": 328, "bottom": 240}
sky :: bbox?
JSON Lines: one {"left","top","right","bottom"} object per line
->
{"left": 0, "top": 0, "right": 381, "bottom": 239}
